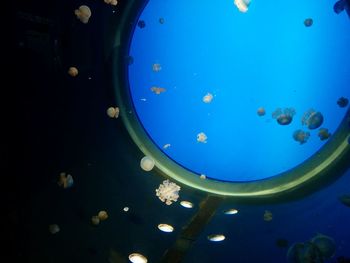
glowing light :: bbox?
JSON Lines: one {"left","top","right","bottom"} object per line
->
{"left": 208, "top": 234, "right": 225, "bottom": 242}
{"left": 128, "top": 253, "right": 148, "bottom": 263}
{"left": 180, "top": 201, "right": 194, "bottom": 208}
{"left": 158, "top": 224, "right": 174, "bottom": 232}
{"left": 224, "top": 209, "right": 238, "bottom": 215}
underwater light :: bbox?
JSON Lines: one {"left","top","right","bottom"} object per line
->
{"left": 158, "top": 223, "right": 174, "bottom": 233}
{"left": 180, "top": 201, "right": 194, "bottom": 208}
{"left": 128, "top": 253, "right": 148, "bottom": 263}
{"left": 224, "top": 209, "right": 238, "bottom": 215}
{"left": 208, "top": 234, "right": 226, "bottom": 242}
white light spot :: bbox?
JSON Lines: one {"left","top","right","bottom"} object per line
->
{"left": 129, "top": 253, "right": 148, "bottom": 263}
{"left": 208, "top": 234, "right": 225, "bottom": 242}
{"left": 158, "top": 224, "right": 174, "bottom": 233}
{"left": 180, "top": 201, "right": 194, "bottom": 208}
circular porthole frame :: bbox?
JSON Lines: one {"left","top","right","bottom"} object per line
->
{"left": 109, "top": 0, "right": 350, "bottom": 202}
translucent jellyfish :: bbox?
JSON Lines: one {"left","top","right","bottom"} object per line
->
{"left": 98, "top": 210, "right": 108, "bottom": 221}
{"left": 155, "top": 180, "right": 181, "bottom": 205}
{"left": 91, "top": 215, "right": 100, "bottom": 226}
{"left": 74, "top": 5, "right": 91, "bottom": 24}
{"left": 287, "top": 242, "right": 323, "bottom": 263}
{"left": 197, "top": 132, "right": 207, "bottom": 143}
{"left": 68, "top": 67, "right": 78, "bottom": 77}
{"left": 272, "top": 108, "right": 296, "bottom": 125}
{"left": 293, "top": 129, "right": 310, "bottom": 144}
{"left": 152, "top": 63, "right": 162, "bottom": 72}
{"left": 202, "top": 93, "right": 213, "bottom": 103}
{"left": 107, "top": 107, "right": 120, "bottom": 118}
{"left": 104, "top": 0, "right": 118, "bottom": 6}
{"left": 163, "top": 143, "right": 171, "bottom": 149}
{"left": 318, "top": 128, "right": 331, "bottom": 141}
{"left": 263, "top": 210, "right": 273, "bottom": 221}
{"left": 137, "top": 20, "right": 146, "bottom": 29}
{"left": 159, "top": 17, "right": 165, "bottom": 24}
{"left": 200, "top": 174, "right": 206, "bottom": 179}
{"left": 301, "top": 109, "right": 324, "bottom": 129}
{"left": 304, "top": 18, "right": 313, "bottom": 27}
{"left": 311, "top": 233, "right": 336, "bottom": 259}
{"left": 234, "top": 0, "right": 251, "bottom": 13}
{"left": 257, "top": 107, "right": 266, "bottom": 116}
{"left": 48, "top": 224, "right": 60, "bottom": 234}
{"left": 337, "top": 96, "right": 349, "bottom": 108}
{"left": 150, "top": 86, "right": 166, "bottom": 94}
{"left": 57, "top": 172, "right": 74, "bottom": 189}
{"left": 140, "top": 156, "right": 155, "bottom": 171}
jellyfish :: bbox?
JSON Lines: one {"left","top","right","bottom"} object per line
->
{"left": 203, "top": 93, "right": 213, "bottom": 103}
{"left": 163, "top": 144, "right": 171, "bottom": 149}
{"left": 159, "top": 17, "right": 165, "bottom": 24}
{"left": 234, "top": 0, "right": 251, "bottom": 13}
{"left": 152, "top": 63, "right": 161, "bottom": 72}
{"left": 48, "top": 224, "right": 60, "bottom": 234}
{"left": 263, "top": 210, "right": 273, "bottom": 221}
{"left": 107, "top": 107, "right": 120, "bottom": 118}
{"left": 318, "top": 128, "right": 331, "bottom": 141}
{"left": 257, "top": 107, "right": 266, "bottom": 116}
{"left": 197, "top": 132, "right": 207, "bottom": 143}
{"left": 311, "top": 233, "right": 336, "bottom": 259}
{"left": 287, "top": 242, "right": 324, "bottom": 263}
{"left": 98, "top": 210, "right": 108, "bottom": 221}
{"left": 137, "top": 20, "right": 146, "bottom": 29}
{"left": 333, "top": 0, "right": 350, "bottom": 18}
{"left": 337, "top": 97, "right": 349, "bottom": 108}
{"left": 140, "top": 156, "right": 155, "bottom": 171}
{"left": 57, "top": 172, "right": 74, "bottom": 189}
{"left": 68, "top": 67, "right": 78, "bottom": 77}
{"left": 301, "top": 109, "right": 324, "bottom": 129}
{"left": 91, "top": 215, "right": 100, "bottom": 226}
{"left": 74, "top": 5, "right": 91, "bottom": 24}
{"left": 150, "top": 86, "right": 166, "bottom": 94}
{"left": 272, "top": 108, "right": 296, "bottom": 125}
{"left": 104, "top": 0, "right": 118, "bottom": 6}
{"left": 304, "top": 18, "right": 313, "bottom": 27}
{"left": 293, "top": 129, "right": 310, "bottom": 144}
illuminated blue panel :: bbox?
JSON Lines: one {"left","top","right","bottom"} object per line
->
{"left": 128, "top": 0, "right": 350, "bottom": 182}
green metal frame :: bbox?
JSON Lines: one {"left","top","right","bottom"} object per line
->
{"left": 110, "top": 0, "right": 350, "bottom": 201}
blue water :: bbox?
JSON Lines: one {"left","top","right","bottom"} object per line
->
{"left": 128, "top": 0, "right": 350, "bottom": 182}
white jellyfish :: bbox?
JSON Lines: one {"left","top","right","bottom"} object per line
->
{"left": 234, "top": 0, "right": 251, "bottom": 13}
{"left": 202, "top": 93, "right": 213, "bottom": 103}
{"left": 197, "top": 132, "right": 207, "bottom": 143}
{"left": 74, "top": 5, "right": 92, "bottom": 24}
{"left": 140, "top": 156, "right": 155, "bottom": 171}
{"left": 152, "top": 63, "right": 162, "bottom": 72}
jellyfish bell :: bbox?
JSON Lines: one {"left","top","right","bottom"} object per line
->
{"left": 75, "top": 5, "right": 91, "bottom": 24}
{"left": 272, "top": 108, "right": 295, "bottom": 125}
{"left": 68, "top": 67, "right": 78, "bottom": 77}
{"left": 293, "top": 129, "right": 310, "bottom": 144}
{"left": 333, "top": 0, "right": 350, "bottom": 17}
{"left": 140, "top": 156, "right": 155, "bottom": 171}
{"left": 311, "top": 233, "right": 336, "bottom": 259}
{"left": 318, "top": 128, "right": 331, "bottom": 141}
{"left": 302, "top": 109, "right": 324, "bottom": 129}
{"left": 304, "top": 18, "right": 313, "bottom": 27}
{"left": 337, "top": 97, "right": 349, "bottom": 108}
{"left": 138, "top": 20, "right": 146, "bottom": 29}
{"left": 257, "top": 107, "right": 266, "bottom": 116}
{"left": 234, "top": 0, "right": 251, "bottom": 13}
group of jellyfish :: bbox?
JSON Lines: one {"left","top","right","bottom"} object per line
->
{"left": 257, "top": 96, "right": 348, "bottom": 145}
